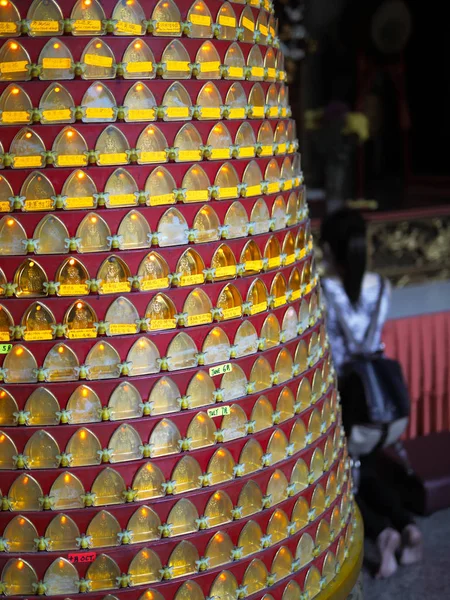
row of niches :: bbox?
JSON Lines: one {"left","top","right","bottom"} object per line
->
{"left": 0, "top": 469, "right": 347, "bottom": 552}
{"left": 0, "top": 201, "right": 305, "bottom": 259}
{"left": 0, "top": 348, "right": 331, "bottom": 424}
{"left": 0, "top": 122, "right": 298, "bottom": 171}
{"left": 0, "top": 81, "right": 291, "bottom": 126}
{"left": 0, "top": 421, "right": 344, "bottom": 511}
{"left": 0, "top": 37, "right": 286, "bottom": 83}
{"left": 0, "top": 510, "right": 353, "bottom": 596}
{"left": 0, "top": 0, "right": 276, "bottom": 39}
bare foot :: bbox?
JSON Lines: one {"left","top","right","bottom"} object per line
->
{"left": 375, "top": 528, "right": 401, "bottom": 579}
{"left": 400, "top": 524, "right": 423, "bottom": 566}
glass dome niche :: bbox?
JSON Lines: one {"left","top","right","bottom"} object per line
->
{"left": 43, "top": 343, "right": 79, "bottom": 382}
{"left": 108, "top": 423, "right": 142, "bottom": 462}
{"left": 176, "top": 247, "right": 205, "bottom": 282}
{"left": 21, "top": 301, "right": 55, "bottom": 341}
{"left": 62, "top": 169, "right": 97, "bottom": 210}
{"left": 0, "top": 559, "right": 38, "bottom": 596}
{"left": 127, "top": 337, "right": 160, "bottom": 376}
{"left": 162, "top": 82, "right": 192, "bottom": 122}
{"left": 76, "top": 213, "right": 110, "bottom": 253}
{"left": 55, "top": 258, "right": 89, "bottom": 298}
{"left": 186, "top": 412, "right": 215, "bottom": 449}
{"left": 118, "top": 210, "right": 150, "bottom": 250}
{"left": 8, "top": 473, "right": 43, "bottom": 511}
{"left": 105, "top": 166, "right": 138, "bottom": 208}
{"left": 81, "top": 38, "right": 116, "bottom": 80}
{"left": 105, "top": 296, "right": 139, "bottom": 335}
{"left": 97, "top": 255, "right": 131, "bottom": 294}
{"left": 33, "top": 215, "right": 68, "bottom": 255}
{"left": 195, "top": 41, "right": 221, "bottom": 80}
{"left": 250, "top": 396, "right": 273, "bottom": 432}
{"left": 243, "top": 161, "right": 264, "bottom": 196}
{"left": 95, "top": 125, "right": 129, "bottom": 166}
{"left": 85, "top": 341, "right": 120, "bottom": 380}
{"left": 205, "top": 492, "right": 234, "bottom": 527}
{"left": 207, "top": 123, "right": 233, "bottom": 159}
{"left": 221, "top": 404, "right": 247, "bottom": 441}
{"left": 243, "top": 560, "right": 268, "bottom": 596}
{"left": 250, "top": 199, "right": 270, "bottom": 234}
{"left": 211, "top": 244, "right": 237, "bottom": 280}
{"left": 249, "top": 356, "right": 272, "bottom": 392}
{"left": 221, "top": 363, "right": 247, "bottom": 402}
{"left": 224, "top": 43, "right": 245, "bottom": 80}
{"left": 174, "top": 581, "right": 204, "bottom": 600}
{"left": 240, "top": 239, "right": 263, "bottom": 275}
{"left": 260, "top": 314, "right": 280, "bottom": 348}
{"left": 149, "top": 418, "right": 181, "bottom": 457}
{"left": 267, "top": 470, "right": 289, "bottom": 506}
{"left": 186, "top": 370, "right": 215, "bottom": 408}
{"left": 14, "top": 259, "right": 48, "bottom": 298}
{"left": 187, "top": 0, "right": 213, "bottom": 38}
{"left": 246, "top": 46, "right": 264, "bottom": 82}
{"left": 0, "top": 40, "right": 31, "bottom": 82}
{"left": 138, "top": 252, "right": 170, "bottom": 291}
{"left": 239, "top": 520, "right": 263, "bottom": 557}
{"left": 81, "top": 82, "right": 116, "bottom": 123}
{"left": 237, "top": 481, "right": 263, "bottom": 520}
{"left": 234, "top": 320, "right": 258, "bottom": 357}
{"left": 205, "top": 531, "right": 234, "bottom": 568}
{"left": 0, "top": 174, "right": 13, "bottom": 210}
{"left": 48, "top": 472, "right": 84, "bottom": 510}
{"left": 86, "top": 510, "right": 121, "bottom": 547}
{"left": 225, "top": 82, "right": 246, "bottom": 118}
{"left": 45, "top": 514, "right": 80, "bottom": 552}
{"left": 257, "top": 11, "right": 269, "bottom": 45}
{"left": 124, "top": 83, "right": 156, "bottom": 123}
{"left": 86, "top": 554, "right": 120, "bottom": 590}
{"left": 65, "top": 428, "right": 102, "bottom": 467}
{"left": 182, "top": 165, "right": 210, "bottom": 202}
{"left": 193, "top": 205, "right": 220, "bottom": 243}
{"left": 127, "top": 505, "right": 161, "bottom": 542}
{"left": 70, "top": 0, "right": 106, "bottom": 36}
{"left": 148, "top": 376, "right": 179, "bottom": 414}
{"left": 123, "top": 40, "right": 155, "bottom": 80}
{"left": 167, "top": 498, "right": 199, "bottom": 535}
{"left": 20, "top": 170, "right": 55, "bottom": 212}
{"left": 0, "top": 84, "right": 32, "bottom": 125}
{"left": 239, "top": 438, "right": 264, "bottom": 475}
{"left": 39, "top": 83, "right": 74, "bottom": 125}
{"left": 0, "top": 388, "right": 18, "bottom": 426}
{"left": 248, "top": 84, "right": 265, "bottom": 119}
{"left": 65, "top": 385, "right": 101, "bottom": 424}
{"left": 202, "top": 327, "right": 230, "bottom": 365}
{"left": 0, "top": 216, "right": 27, "bottom": 256}
{"left": 3, "top": 515, "right": 38, "bottom": 552}
{"left": 174, "top": 124, "right": 202, "bottom": 162}
{"left": 136, "top": 124, "right": 168, "bottom": 165}
{"left": 267, "top": 429, "right": 289, "bottom": 463}
{"left": 108, "top": 381, "right": 142, "bottom": 420}
{"left": 264, "top": 47, "right": 277, "bottom": 80}
{"left": 197, "top": 83, "right": 222, "bottom": 120}
{"left": 266, "top": 84, "right": 279, "bottom": 118}
{"left": 236, "top": 122, "right": 256, "bottom": 158}
{"left": 224, "top": 202, "right": 248, "bottom": 239}
{"left": 207, "top": 447, "right": 235, "bottom": 484}
{"left": 171, "top": 455, "right": 202, "bottom": 494}
{"left": 10, "top": 128, "right": 45, "bottom": 169}
{"left": 162, "top": 40, "right": 191, "bottom": 80}
{"left": 38, "top": 39, "right": 74, "bottom": 81}
{"left": 26, "top": 0, "right": 63, "bottom": 36}
{"left": 128, "top": 548, "right": 162, "bottom": 585}
{"left": 258, "top": 121, "right": 275, "bottom": 155}
{"left": 132, "top": 462, "right": 165, "bottom": 501}
{"left": 145, "top": 292, "right": 176, "bottom": 331}
{"left": 182, "top": 288, "right": 213, "bottom": 327}
{"left": 214, "top": 162, "right": 239, "bottom": 199}
{"left": 151, "top": 0, "right": 182, "bottom": 36}
{"left": 167, "top": 333, "right": 198, "bottom": 371}
{"left": 53, "top": 127, "right": 88, "bottom": 168}
{"left": 112, "top": 0, "right": 146, "bottom": 35}
{"left": 0, "top": 430, "right": 17, "bottom": 468}
{"left": 23, "top": 429, "right": 60, "bottom": 469}
{"left": 157, "top": 207, "right": 188, "bottom": 247}
{"left": 0, "top": 304, "right": 13, "bottom": 341}
{"left": 216, "top": 2, "right": 237, "bottom": 40}
{"left": 0, "top": 0, "right": 20, "bottom": 37}
{"left": 247, "top": 279, "right": 268, "bottom": 313}
{"left": 216, "top": 283, "right": 243, "bottom": 320}
{"left": 270, "top": 272, "right": 287, "bottom": 305}
{"left": 239, "top": 6, "right": 255, "bottom": 43}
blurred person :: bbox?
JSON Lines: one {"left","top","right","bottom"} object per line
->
{"left": 320, "top": 208, "right": 422, "bottom": 578}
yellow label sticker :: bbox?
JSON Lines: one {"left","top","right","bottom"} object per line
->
{"left": 187, "top": 313, "right": 212, "bottom": 326}
{"left": 219, "top": 186, "right": 238, "bottom": 198}
{"left": 0, "top": 201, "right": 11, "bottom": 213}
{"left": 251, "top": 106, "right": 264, "bottom": 118}
{"left": 249, "top": 0, "right": 260, "bottom": 6}
{"left": 128, "top": 108, "right": 155, "bottom": 120}
{"left": 259, "top": 24, "right": 268, "bottom": 36}
{"left": 140, "top": 150, "right": 167, "bottom": 163}
{"left": 0, "top": 22, "right": 18, "bottom": 34}
{"left": 281, "top": 107, "right": 287, "bottom": 117}
{"left": 207, "top": 406, "right": 231, "bottom": 418}
{"left": 228, "top": 107, "right": 246, "bottom": 120}
{"left": 291, "top": 289, "right": 301, "bottom": 301}
{"left": 65, "top": 197, "right": 95, "bottom": 209}
{"left": 267, "top": 67, "right": 276, "bottom": 79}
{"left": 277, "top": 143, "right": 287, "bottom": 154}
{"left": 23, "top": 330, "right": 53, "bottom": 341}
{"left": 141, "top": 278, "right": 169, "bottom": 291}
{"left": 84, "top": 54, "right": 113, "bottom": 68}
{"left": 210, "top": 148, "right": 231, "bottom": 160}
{"left": 305, "top": 283, "right": 312, "bottom": 295}
{"left": 1, "top": 111, "right": 29, "bottom": 123}
{"left": 242, "top": 16, "right": 255, "bottom": 31}
{"left": 59, "top": 284, "right": 89, "bottom": 296}
{"left": 85, "top": 107, "right": 114, "bottom": 119}
{"left": 268, "top": 256, "right": 281, "bottom": 269}
{"left": 149, "top": 193, "right": 175, "bottom": 206}
{"left": 284, "top": 179, "right": 292, "bottom": 190}
{"left": 295, "top": 177, "right": 301, "bottom": 187}
{"left": 73, "top": 19, "right": 102, "bottom": 31}
{"left": 251, "top": 301, "right": 268, "bottom": 315}
{"left": 180, "top": 273, "right": 205, "bottom": 286}
{"left": 42, "top": 109, "right": 72, "bottom": 121}
{"left": 57, "top": 155, "right": 87, "bottom": 167}
{"left": 274, "top": 295, "right": 286, "bottom": 308}
{"left": 101, "top": 282, "right": 131, "bottom": 294}
{"left": 246, "top": 184, "right": 261, "bottom": 196}
{"left": 166, "top": 60, "right": 190, "bottom": 72}
{"left": 285, "top": 253, "right": 295, "bottom": 265}
{"left": 13, "top": 156, "right": 42, "bottom": 168}
{"left": 299, "top": 248, "right": 306, "bottom": 259}
{"left": 24, "top": 199, "right": 53, "bottom": 211}
{"left": 251, "top": 66, "right": 264, "bottom": 78}
{"left": 268, "top": 182, "right": 280, "bottom": 194}
{"left": 260, "top": 145, "right": 273, "bottom": 156}
{"left": 126, "top": 61, "right": 153, "bottom": 73}
{"left": 42, "top": 58, "right": 71, "bottom": 69}
{"left": 222, "top": 306, "right": 242, "bottom": 319}
{"left": 31, "top": 20, "right": 59, "bottom": 32}
{"left": 0, "top": 61, "right": 28, "bottom": 73}
{"left": 200, "top": 60, "right": 220, "bottom": 72}
{"left": 239, "top": 147, "right": 255, "bottom": 158}
{"left": 98, "top": 153, "right": 128, "bottom": 165}
{"left": 186, "top": 189, "right": 209, "bottom": 201}
{"left": 0, "top": 332, "right": 10, "bottom": 342}
{"left": 269, "top": 106, "right": 279, "bottom": 117}
{"left": 228, "top": 66, "right": 244, "bottom": 78}
{"left": 167, "top": 106, "right": 190, "bottom": 118}
{"left": 218, "top": 15, "right": 236, "bottom": 27}
{"left": 201, "top": 107, "right": 221, "bottom": 119}
{"left": 109, "top": 324, "right": 137, "bottom": 335}
{"left": 190, "top": 14, "right": 211, "bottom": 26}
{"left": 209, "top": 363, "right": 233, "bottom": 377}
{"left": 246, "top": 259, "right": 262, "bottom": 271}
{"left": 156, "top": 21, "right": 181, "bottom": 33}
{"left": 178, "top": 150, "right": 202, "bottom": 161}
{"left": 279, "top": 71, "right": 286, "bottom": 81}
{"left": 68, "top": 328, "right": 97, "bottom": 339}
{"left": 215, "top": 265, "right": 237, "bottom": 278}
{"left": 108, "top": 194, "right": 136, "bottom": 206}
{"left": 116, "top": 20, "right": 142, "bottom": 34}
{"left": 150, "top": 318, "right": 176, "bottom": 330}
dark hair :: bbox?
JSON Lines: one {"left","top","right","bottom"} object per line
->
{"left": 320, "top": 208, "right": 367, "bottom": 305}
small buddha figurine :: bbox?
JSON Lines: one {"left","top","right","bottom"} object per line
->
{"left": 144, "top": 259, "right": 156, "bottom": 278}
{"left": 87, "top": 221, "right": 102, "bottom": 248}
{"left": 66, "top": 263, "right": 82, "bottom": 285}
{"left": 105, "top": 261, "right": 120, "bottom": 283}
{"left": 30, "top": 307, "right": 49, "bottom": 330}
{"left": 121, "top": 216, "right": 141, "bottom": 246}
{"left": 72, "top": 305, "right": 91, "bottom": 330}
{"left": 178, "top": 256, "right": 192, "bottom": 276}
{"left": 25, "top": 263, "right": 44, "bottom": 293}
